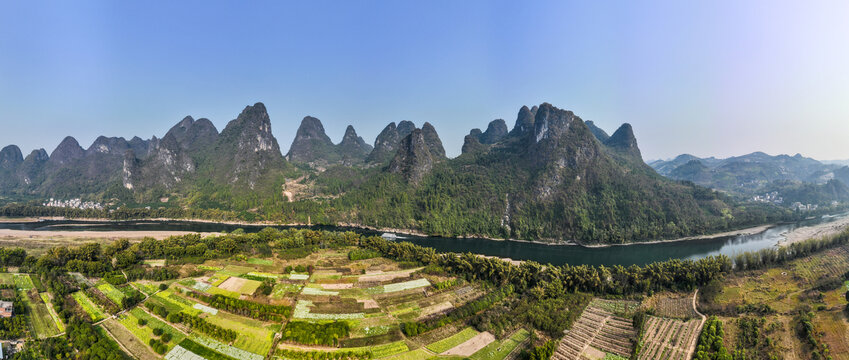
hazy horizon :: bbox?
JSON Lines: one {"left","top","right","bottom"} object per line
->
{"left": 2, "top": 1, "right": 848, "bottom": 161}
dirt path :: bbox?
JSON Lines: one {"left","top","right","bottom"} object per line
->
{"left": 685, "top": 289, "right": 707, "bottom": 360}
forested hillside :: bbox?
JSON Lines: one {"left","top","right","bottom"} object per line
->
{"left": 0, "top": 102, "right": 812, "bottom": 244}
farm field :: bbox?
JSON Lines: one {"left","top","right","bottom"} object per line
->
{"left": 102, "top": 318, "right": 160, "bottom": 360}
{"left": 118, "top": 308, "right": 187, "bottom": 353}
{"left": 13, "top": 273, "right": 35, "bottom": 290}
{"left": 72, "top": 290, "right": 107, "bottom": 322}
{"left": 51, "top": 245, "right": 534, "bottom": 360}
{"left": 39, "top": 292, "right": 65, "bottom": 332}
{"left": 22, "top": 290, "right": 62, "bottom": 338}
{"left": 711, "top": 244, "right": 849, "bottom": 313}
{"left": 97, "top": 282, "right": 127, "bottom": 305}
{"left": 469, "top": 329, "right": 530, "bottom": 360}
{"left": 426, "top": 327, "right": 479, "bottom": 353}
{"left": 554, "top": 299, "right": 636, "bottom": 360}
{"left": 637, "top": 316, "right": 702, "bottom": 360}
{"left": 0, "top": 273, "right": 13, "bottom": 285}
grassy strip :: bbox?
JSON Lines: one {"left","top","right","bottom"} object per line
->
{"left": 118, "top": 308, "right": 186, "bottom": 352}
{"left": 247, "top": 258, "right": 273, "bottom": 265}
{"left": 198, "top": 265, "right": 223, "bottom": 271}
{"left": 381, "top": 348, "right": 431, "bottom": 360}
{"left": 469, "top": 329, "right": 529, "bottom": 360}
{"left": 72, "top": 291, "right": 106, "bottom": 322}
{"left": 175, "top": 339, "right": 237, "bottom": 360}
{"left": 13, "top": 274, "right": 35, "bottom": 290}
{"left": 39, "top": 293, "right": 65, "bottom": 332}
{"left": 21, "top": 292, "right": 61, "bottom": 338}
{"left": 202, "top": 311, "right": 275, "bottom": 355}
{"left": 426, "top": 327, "right": 480, "bottom": 353}
{"left": 0, "top": 273, "right": 13, "bottom": 286}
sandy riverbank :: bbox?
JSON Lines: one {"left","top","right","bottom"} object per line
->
{"left": 577, "top": 224, "right": 775, "bottom": 248}
{"left": 0, "top": 229, "right": 222, "bottom": 256}
{"left": 776, "top": 215, "right": 849, "bottom": 247}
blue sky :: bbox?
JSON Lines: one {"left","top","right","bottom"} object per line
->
{"left": 1, "top": 1, "right": 848, "bottom": 160}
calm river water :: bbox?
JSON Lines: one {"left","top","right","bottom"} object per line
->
{"left": 0, "top": 214, "right": 845, "bottom": 267}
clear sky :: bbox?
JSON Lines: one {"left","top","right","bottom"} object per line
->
{"left": 1, "top": 1, "right": 848, "bottom": 161}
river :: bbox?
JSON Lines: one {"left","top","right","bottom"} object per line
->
{"left": 0, "top": 214, "right": 845, "bottom": 267}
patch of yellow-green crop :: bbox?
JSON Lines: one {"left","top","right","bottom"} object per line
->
{"left": 72, "top": 291, "right": 106, "bottom": 322}
{"left": 208, "top": 286, "right": 241, "bottom": 298}
{"left": 203, "top": 311, "right": 275, "bottom": 355}
{"left": 208, "top": 274, "right": 230, "bottom": 286}
{"left": 97, "top": 282, "right": 126, "bottom": 305}
{"left": 39, "top": 293, "right": 65, "bottom": 332}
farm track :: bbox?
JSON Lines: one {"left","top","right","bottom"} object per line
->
{"left": 552, "top": 301, "right": 635, "bottom": 360}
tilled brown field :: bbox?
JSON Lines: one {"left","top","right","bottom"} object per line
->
{"left": 553, "top": 300, "right": 636, "bottom": 360}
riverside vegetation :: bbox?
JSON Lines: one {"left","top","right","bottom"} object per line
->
{"left": 0, "top": 225, "right": 841, "bottom": 359}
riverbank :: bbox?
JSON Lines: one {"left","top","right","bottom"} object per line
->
{"left": 776, "top": 215, "right": 849, "bottom": 247}
{"left": 573, "top": 224, "right": 775, "bottom": 248}
{"left": 0, "top": 229, "right": 222, "bottom": 256}
{"left": 1, "top": 217, "right": 782, "bottom": 248}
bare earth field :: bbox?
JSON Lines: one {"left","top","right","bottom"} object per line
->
{"left": 443, "top": 331, "right": 495, "bottom": 356}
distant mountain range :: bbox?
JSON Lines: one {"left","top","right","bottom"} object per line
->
{"left": 649, "top": 153, "right": 849, "bottom": 204}
{"left": 0, "top": 102, "right": 826, "bottom": 244}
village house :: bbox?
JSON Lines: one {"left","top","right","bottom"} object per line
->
{"left": 0, "top": 301, "right": 13, "bottom": 318}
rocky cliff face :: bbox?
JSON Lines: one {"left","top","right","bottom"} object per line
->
{"left": 604, "top": 123, "right": 642, "bottom": 161}
{"left": 86, "top": 136, "right": 130, "bottom": 156}
{"left": 127, "top": 133, "right": 196, "bottom": 189}
{"left": 367, "top": 120, "right": 415, "bottom": 163}
{"left": 388, "top": 123, "right": 445, "bottom": 183}
{"left": 461, "top": 119, "right": 508, "bottom": 154}
{"left": 0, "top": 145, "right": 23, "bottom": 170}
{"left": 19, "top": 149, "right": 48, "bottom": 186}
{"left": 286, "top": 116, "right": 337, "bottom": 164}
{"left": 337, "top": 125, "right": 373, "bottom": 164}
{"left": 479, "top": 119, "right": 508, "bottom": 144}
{"left": 509, "top": 106, "right": 536, "bottom": 137}
{"left": 164, "top": 116, "right": 219, "bottom": 151}
{"left": 48, "top": 136, "right": 85, "bottom": 167}
{"left": 212, "top": 102, "right": 286, "bottom": 188}
{"left": 585, "top": 121, "right": 610, "bottom": 142}
{"left": 421, "top": 122, "right": 445, "bottom": 158}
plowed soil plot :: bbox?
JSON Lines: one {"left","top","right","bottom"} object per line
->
{"left": 442, "top": 331, "right": 496, "bottom": 357}
{"left": 553, "top": 300, "right": 636, "bottom": 360}
{"left": 218, "top": 277, "right": 248, "bottom": 292}
{"left": 637, "top": 316, "right": 702, "bottom": 360}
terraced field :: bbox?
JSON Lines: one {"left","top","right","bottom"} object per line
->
{"left": 637, "top": 316, "right": 702, "bottom": 360}
{"left": 553, "top": 300, "right": 636, "bottom": 360}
